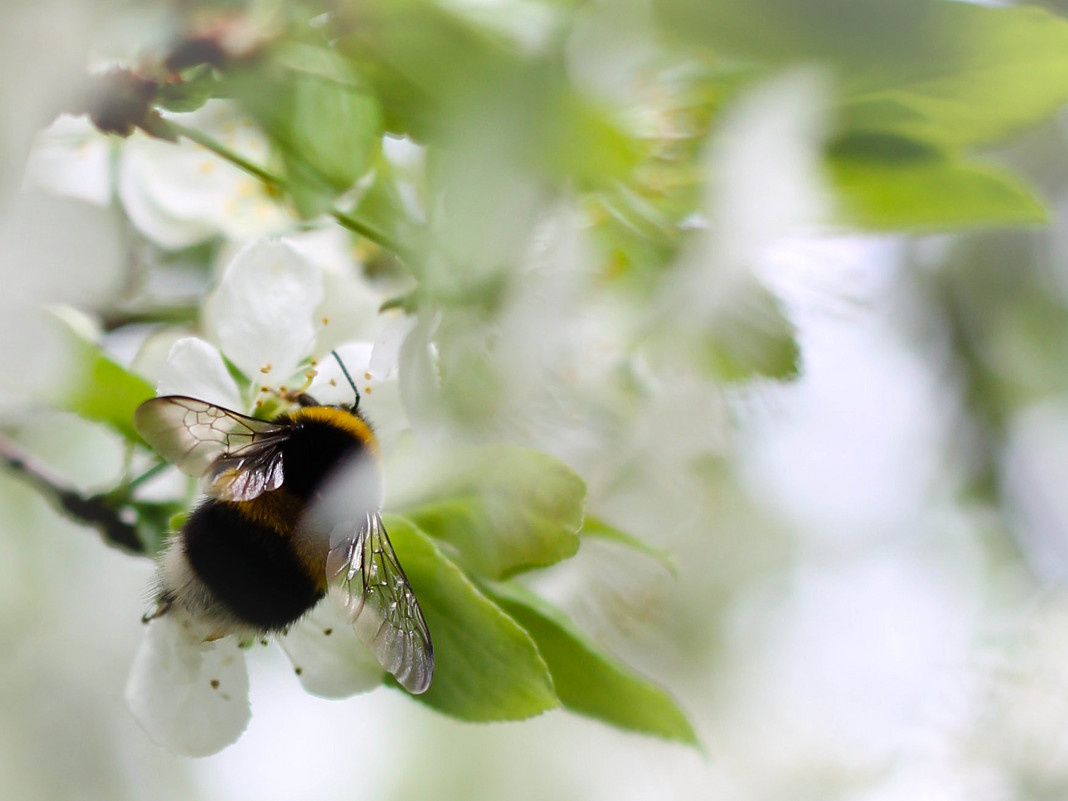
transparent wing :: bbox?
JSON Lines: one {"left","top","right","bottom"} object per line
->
{"left": 326, "top": 512, "right": 434, "bottom": 694}
{"left": 134, "top": 396, "right": 291, "bottom": 502}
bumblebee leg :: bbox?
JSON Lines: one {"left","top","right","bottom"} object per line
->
{"left": 141, "top": 595, "right": 173, "bottom": 624}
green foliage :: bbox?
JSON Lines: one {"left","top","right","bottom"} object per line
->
{"left": 829, "top": 135, "right": 1047, "bottom": 229}
{"left": 397, "top": 445, "right": 586, "bottom": 579}
{"left": 702, "top": 283, "right": 802, "bottom": 381}
{"left": 656, "top": 0, "right": 1068, "bottom": 231}
{"left": 839, "top": 4, "right": 1068, "bottom": 150}
{"left": 44, "top": 313, "right": 154, "bottom": 444}
{"left": 579, "top": 517, "right": 677, "bottom": 576}
{"left": 227, "top": 43, "right": 383, "bottom": 218}
{"left": 656, "top": 0, "right": 937, "bottom": 66}
{"left": 384, "top": 515, "right": 698, "bottom": 743}
{"left": 155, "top": 65, "right": 218, "bottom": 113}
{"left": 382, "top": 515, "right": 559, "bottom": 721}
{"left": 487, "top": 582, "right": 699, "bottom": 745}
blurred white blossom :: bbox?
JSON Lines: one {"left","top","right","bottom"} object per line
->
{"left": 126, "top": 615, "right": 251, "bottom": 758}
{"left": 118, "top": 100, "right": 291, "bottom": 249}
{"left": 657, "top": 68, "right": 831, "bottom": 365}
{"left": 22, "top": 113, "right": 114, "bottom": 205}
{"left": 0, "top": 189, "right": 125, "bottom": 404}
{"left": 205, "top": 238, "right": 324, "bottom": 383}
{"left": 0, "top": 1, "right": 96, "bottom": 203}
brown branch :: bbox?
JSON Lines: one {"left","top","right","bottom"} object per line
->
{"left": 0, "top": 434, "right": 146, "bottom": 554}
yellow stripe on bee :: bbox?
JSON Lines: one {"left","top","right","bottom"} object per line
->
{"left": 290, "top": 406, "right": 381, "bottom": 459}
{"left": 225, "top": 490, "right": 305, "bottom": 535}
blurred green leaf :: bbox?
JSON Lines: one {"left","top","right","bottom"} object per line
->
{"left": 344, "top": 153, "right": 424, "bottom": 249}
{"left": 156, "top": 65, "right": 218, "bottom": 113}
{"left": 383, "top": 515, "right": 559, "bottom": 720}
{"left": 655, "top": 0, "right": 936, "bottom": 65}
{"left": 829, "top": 136, "right": 1047, "bottom": 229}
{"left": 397, "top": 445, "right": 586, "bottom": 579}
{"left": 658, "top": 1, "right": 1068, "bottom": 154}
{"left": 580, "top": 517, "right": 677, "bottom": 576}
{"left": 229, "top": 43, "right": 382, "bottom": 217}
{"left": 338, "top": 0, "right": 637, "bottom": 188}
{"left": 702, "top": 282, "right": 801, "bottom": 381}
{"left": 487, "top": 582, "right": 699, "bottom": 746}
{"left": 45, "top": 312, "right": 154, "bottom": 444}
{"left": 841, "top": 4, "right": 1068, "bottom": 149}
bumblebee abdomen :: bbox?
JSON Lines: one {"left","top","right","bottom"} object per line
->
{"left": 182, "top": 499, "right": 326, "bottom": 631}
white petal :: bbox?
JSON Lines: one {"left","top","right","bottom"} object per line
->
{"left": 0, "top": 191, "right": 125, "bottom": 308}
{"left": 308, "top": 342, "right": 408, "bottom": 452}
{"left": 211, "top": 239, "right": 324, "bottom": 382}
{"left": 22, "top": 114, "right": 113, "bottom": 206}
{"left": 398, "top": 313, "right": 444, "bottom": 439}
{"left": 156, "top": 337, "right": 244, "bottom": 410}
{"left": 316, "top": 267, "right": 386, "bottom": 352}
{"left": 706, "top": 68, "right": 829, "bottom": 262}
{"left": 673, "top": 68, "right": 830, "bottom": 320}
{"left": 307, "top": 342, "right": 374, "bottom": 406}
{"left": 117, "top": 100, "right": 289, "bottom": 249}
{"left": 125, "top": 616, "right": 251, "bottom": 757}
{"left": 284, "top": 225, "right": 387, "bottom": 344}
{"left": 369, "top": 315, "right": 416, "bottom": 381}
{"left": 278, "top": 595, "right": 384, "bottom": 699}
{"left": 117, "top": 157, "right": 215, "bottom": 250}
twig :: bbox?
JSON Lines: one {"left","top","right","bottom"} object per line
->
{"left": 0, "top": 434, "right": 146, "bottom": 554}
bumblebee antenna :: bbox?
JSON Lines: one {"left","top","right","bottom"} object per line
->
{"left": 331, "top": 350, "right": 360, "bottom": 410}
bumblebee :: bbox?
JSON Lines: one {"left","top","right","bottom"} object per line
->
{"left": 133, "top": 357, "right": 434, "bottom": 694}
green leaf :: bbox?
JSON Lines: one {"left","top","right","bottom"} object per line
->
{"left": 382, "top": 515, "right": 559, "bottom": 720}
{"left": 580, "top": 517, "right": 677, "bottom": 576}
{"left": 156, "top": 65, "right": 218, "bottom": 113}
{"left": 841, "top": 4, "right": 1068, "bottom": 149}
{"left": 44, "top": 310, "right": 155, "bottom": 443}
{"left": 828, "top": 137, "right": 1047, "bottom": 229}
{"left": 228, "top": 44, "right": 382, "bottom": 216}
{"left": 660, "top": 2, "right": 1068, "bottom": 151}
{"left": 343, "top": 154, "right": 424, "bottom": 248}
{"left": 655, "top": 0, "right": 937, "bottom": 66}
{"left": 290, "top": 71, "right": 381, "bottom": 190}
{"left": 339, "top": 1, "right": 638, "bottom": 188}
{"left": 701, "top": 281, "right": 801, "bottom": 381}
{"left": 393, "top": 444, "right": 586, "bottom": 579}
{"left": 486, "top": 582, "right": 700, "bottom": 746}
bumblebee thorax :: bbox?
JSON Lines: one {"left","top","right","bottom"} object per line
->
{"left": 277, "top": 406, "right": 380, "bottom": 499}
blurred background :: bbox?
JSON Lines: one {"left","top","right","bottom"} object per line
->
{"left": 6, "top": 0, "right": 1068, "bottom": 799}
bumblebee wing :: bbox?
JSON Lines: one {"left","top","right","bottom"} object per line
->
{"left": 134, "top": 395, "right": 291, "bottom": 502}
{"left": 326, "top": 512, "right": 434, "bottom": 694}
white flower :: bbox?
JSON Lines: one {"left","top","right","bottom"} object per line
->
{"left": 276, "top": 590, "right": 386, "bottom": 698}
{"left": 0, "top": 190, "right": 126, "bottom": 403}
{"left": 126, "top": 236, "right": 402, "bottom": 756}
{"left": 22, "top": 113, "right": 114, "bottom": 206}
{"left": 655, "top": 68, "right": 831, "bottom": 364}
{"left": 118, "top": 99, "right": 292, "bottom": 249}
{"left": 125, "top": 615, "right": 251, "bottom": 758}
{"left": 23, "top": 100, "right": 295, "bottom": 250}
{"left": 205, "top": 238, "right": 324, "bottom": 382}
